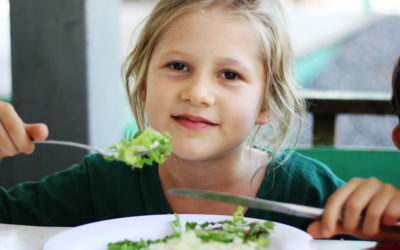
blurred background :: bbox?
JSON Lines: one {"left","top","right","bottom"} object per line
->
{"left": 0, "top": 0, "right": 400, "bottom": 188}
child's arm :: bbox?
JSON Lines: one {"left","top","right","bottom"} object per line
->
{"left": 0, "top": 101, "right": 48, "bottom": 161}
{"left": 307, "top": 177, "right": 400, "bottom": 241}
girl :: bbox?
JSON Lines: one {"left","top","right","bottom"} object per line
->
{"left": 0, "top": 0, "right": 399, "bottom": 241}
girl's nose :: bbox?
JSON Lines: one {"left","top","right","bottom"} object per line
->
{"left": 180, "top": 75, "right": 216, "bottom": 107}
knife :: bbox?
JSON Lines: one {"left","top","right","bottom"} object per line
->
{"left": 168, "top": 188, "right": 400, "bottom": 228}
{"left": 168, "top": 188, "right": 324, "bottom": 219}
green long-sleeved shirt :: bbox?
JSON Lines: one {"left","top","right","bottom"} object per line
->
{"left": 0, "top": 151, "right": 344, "bottom": 231}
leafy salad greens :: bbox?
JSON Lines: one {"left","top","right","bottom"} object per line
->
{"left": 108, "top": 206, "right": 274, "bottom": 250}
{"left": 104, "top": 127, "right": 172, "bottom": 168}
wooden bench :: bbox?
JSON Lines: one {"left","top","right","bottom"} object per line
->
{"left": 299, "top": 90, "right": 399, "bottom": 187}
{"left": 303, "top": 90, "right": 394, "bottom": 146}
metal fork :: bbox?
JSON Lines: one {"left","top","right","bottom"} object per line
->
{"left": 34, "top": 140, "right": 117, "bottom": 157}
{"left": 34, "top": 140, "right": 168, "bottom": 159}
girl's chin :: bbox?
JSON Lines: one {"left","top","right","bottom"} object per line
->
{"left": 171, "top": 139, "right": 209, "bottom": 152}
{"left": 170, "top": 148, "right": 212, "bottom": 162}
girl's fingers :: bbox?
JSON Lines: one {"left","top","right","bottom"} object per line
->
{"left": 0, "top": 122, "right": 18, "bottom": 156}
{"left": 24, "top": 123, "right": 49, "bottom": 142}
{"left": 308, "top": 220, "right": 363, "bottom": 239}
{"left": 320, "top": 178, "right": 364, "bottom": 237}
{"left": 0, "top": 101, "right": 48, "bottom": 157}
{"left": 310, "top": 178, "right": 400, "bottom": 240}
{"left": 381, "top": 192, "right": 400, "bottom": 226}
{"left": 341, "top": 178, "right": 382, "bottom": 233}
{"left": 0, "top": 102, "right": 34, "bottom": 154}
{"left": 0, "top": 123, "right": 48, "bottom": 159}
{"left": 362, "top": 183, "right": 396, "bottom": 236}
{"left": 309, "top": 218, "right": 400, "bottom": 241}
{"left": 307, "top": 221, "right": 325, "bottom": 238}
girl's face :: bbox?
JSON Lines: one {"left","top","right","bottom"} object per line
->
{"left": 145, "top": 7, "right": 269, "bottom": 162}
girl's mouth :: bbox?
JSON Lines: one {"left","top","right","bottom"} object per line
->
{"left": 172, "top": 114, "right": 217, "bottom": 130}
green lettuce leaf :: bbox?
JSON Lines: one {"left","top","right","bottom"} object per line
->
{"left": 104, "top": 127, "right": 172, "bottom": 168}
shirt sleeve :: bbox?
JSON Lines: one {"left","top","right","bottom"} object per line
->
{"left": 0, "top": 158, "right": 95, "bottom": 226}
{"left": 0, "top": 153, "right": 172, "bottom": 226}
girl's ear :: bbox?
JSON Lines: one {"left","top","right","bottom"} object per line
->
{"left": 392, "top": 124, "right": 400, "bottom": 150}
{"left": 255, "top": 107, "right": 270, "bottom": 125}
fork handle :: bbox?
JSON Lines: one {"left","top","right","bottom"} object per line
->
{"left": 34, "top": 140, "right": 115, "bottom": 157}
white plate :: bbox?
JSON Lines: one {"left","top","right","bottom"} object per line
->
{"left": 44, "top": 214, "right": 314, "bottom": 250}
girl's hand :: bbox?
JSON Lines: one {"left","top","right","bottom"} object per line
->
{"left": 0, "top": 101, "right": 48, "bottom": 160}
{"left": 307, "top": 177, "right": 400, "bottom": 241}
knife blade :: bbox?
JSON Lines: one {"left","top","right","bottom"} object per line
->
{"left": 168, "top": 188, "right": 400, "bottom": 230}
{"left": 168, "top": 188, "right": 324, "bottom": 219}
{"left": 169, "top": 188, "right": 400, "bottom": 234}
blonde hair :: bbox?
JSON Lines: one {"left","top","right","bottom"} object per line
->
{"left": 124, "top": 0, "right": 305, "bottom": 159}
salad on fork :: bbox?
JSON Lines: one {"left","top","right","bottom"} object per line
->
{"left": 104, "top": 127, "right": 172, "bottom": 168}
{"left": 35, "top": 127, "right": 172, "bottom": 169}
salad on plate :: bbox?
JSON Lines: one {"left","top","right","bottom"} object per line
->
{"left": 108, "top": 206, "right": 274, "bottom": 250}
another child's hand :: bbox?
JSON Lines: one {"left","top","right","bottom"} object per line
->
{"left": 0, "top": 101, "right": 48, "bottom": 161}
{"left": 307, "top": 177, "right": 400, "bottom": 241}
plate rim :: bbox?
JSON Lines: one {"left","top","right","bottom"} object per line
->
{"left": 44, "top": 214, "right": 313, "bottom": 250}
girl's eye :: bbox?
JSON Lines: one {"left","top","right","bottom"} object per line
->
{"left": 221, "top": 71, "right": 239, "bottom": 80}
{"left": 168, "top": 62, "right": 188, "bottom": 71}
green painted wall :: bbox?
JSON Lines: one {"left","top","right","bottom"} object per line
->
{"left": 297, "top": 147, "right": 400, "bottom": 189}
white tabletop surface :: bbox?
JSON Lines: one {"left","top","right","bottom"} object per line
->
{"left": 0, "top": 223, "right": 377, "bottom": 250}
